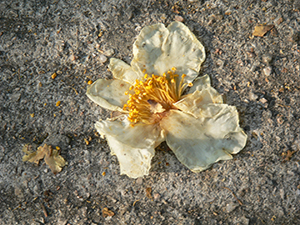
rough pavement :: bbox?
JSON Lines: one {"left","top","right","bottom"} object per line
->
{"left": 0, "top": 0, "right": 299, "bottom": 224}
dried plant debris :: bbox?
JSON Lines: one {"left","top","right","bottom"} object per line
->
{"left": 282, "top": 150, "right": 297, "bottom": 162}
{"left": 102, "top": 207, "right": 115, "bottom": 218}
{"left": 253, "top": 24, "right": 274, "bottom": 37}
{"left": 145, "top": 187, "right": 152, "bottom": 199}
{"left": 22, "top": 143, "right": 67, "bottom": 174}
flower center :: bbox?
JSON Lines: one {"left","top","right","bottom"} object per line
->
{"left": 123, "top": 67, "right": 193, "bottom": 127}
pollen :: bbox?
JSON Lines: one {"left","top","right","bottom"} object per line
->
{"left": 123, "top": 69, "right": 191, "bottom": 126}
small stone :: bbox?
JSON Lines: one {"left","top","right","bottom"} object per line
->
{"left": 103, "top": 49, "right": 114, "bottom": 57}
{"left": 225, "top": 202, "right": 239, "bottom": 213}
{"left": 136, "top": 177, "right": 143, "bottom": 185}
{"left": 9, "top": 93, "right": 21, "bottom": 102}
{"left": 69, "top": 54, "right": 76, "bottom": 61}
{"left": 263, "top": 66, "right": 272, "bottom": 76}
{"left": 248, "top": 91, "right": 258, "bottom": 101}
{"left": 175, "top": 15, "right": 184, "bottom": 22}
{"left": 154, "top": 193, "right": 160, "bottom": 200}
{"left": 99, "top": 54, "right": 107, "bottom": 64}
{"left": 259, "top": 98, "right": 268, "bottom": 104}
{"left": 262, "top": 55, "right": 273, "bottom": 64}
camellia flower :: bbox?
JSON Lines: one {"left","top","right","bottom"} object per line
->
{"left": 87, "top": 22, "right": 247, "bottom": 178}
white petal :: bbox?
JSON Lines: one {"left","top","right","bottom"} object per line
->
{"left": 175, "top": 87, "right": 223, "bottom": 117}
{"left": 132, "top": 22, "right": 205, "bottom": 83}
{"left": 131, "top": 23, "right": 169, "bottom": 75}
{"left": 87, "top": 79, "right": 131, "bottom": 112}
{"left": 160, "top": 108, "right": 247, "bottom": 172}
{"left": 187, "top": 74, "right": 211, "bottom": 93}
{"left": 109, "top": 58, "right": 142, "bottom": 85}
{"left": 95, "top": 116, "right": 164, "bottom": 178}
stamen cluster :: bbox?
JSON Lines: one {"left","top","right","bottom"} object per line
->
{"left": 123, "top": 67, "right": 193, "bottom": 126}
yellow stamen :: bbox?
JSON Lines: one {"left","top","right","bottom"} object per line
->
{"left": 124, "top": 69, "right": 191, "bottom": 126}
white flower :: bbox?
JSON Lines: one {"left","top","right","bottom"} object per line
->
{"left": 87, "top": 22, "right": 247, "bottom": 178}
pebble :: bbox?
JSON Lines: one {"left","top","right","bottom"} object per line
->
{"left": 99, "top": 54, "right": 108, "bottom": 64}
{"left": 262, "top": 54, "right": 273, "bottom": 64}
{"left": 153, "top": 193, "right": 160, "bottom": 200}
{"left": 263, "top": 66, "right": 272, "bottom": 76}
{"left": 225, "top": 202, "right": 239, "bottom": 213}
{"left": 259, "top": 98, "right": 268, "bottom": 104}
{"left": 136, "top": 177, "right": 143, "bottom": 185}
{"left": 103, "top": 49, "right": 114, "bottom": 57}
{"left": 175, "top": 15, "right": 184, "bottom": 22}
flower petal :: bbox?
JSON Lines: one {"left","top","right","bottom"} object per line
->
{"left": 187, "top": 74, "right": 211, "bottom": 93}
{"left": 109, "top": 58, "right": 142, "bottom": 85}
{"left": 132, "top": 22, "right": 205, "bottom": 83}
{"left": 160, "top": 107, "right": 247, "bottom": 172}
{"left": 86, "top": 79, "right": 131, "bottom": 112}
{"left": 175, "top": 75, "right": 223, "bottom": 115}
{"left": 95, "top": 116, "right": 164, "bottom": 178}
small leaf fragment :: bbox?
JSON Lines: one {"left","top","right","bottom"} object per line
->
{"left": 102, "top": 207, "right": 114, "bottom": 217}
{"left": 22, "top": 144, "right": 67, "bottom": 174}
{"left": 282, "top": 150, "right": 296, "bottom": 162}
{"left": 146, "top": 187, "right": 152, "bottom": 199}
{"left": 253, "top": 24, "right": 274, "bottom": 37}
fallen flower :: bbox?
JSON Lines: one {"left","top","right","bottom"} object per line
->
{"left": 87, "top": 22, "right": 247, "bottom": 178}
{"left": 22, "top": 143, "right": 67, "bottom": 174}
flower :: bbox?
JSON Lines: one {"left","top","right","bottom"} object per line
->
{"left": 87, "top": 22, "right": 247, "bottom": 178}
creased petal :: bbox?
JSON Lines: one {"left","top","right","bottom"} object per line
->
{"left": 175, "top": 90, "right": 223, "bottom": 117}
{"left": 95, "top": 115, "right": 164, "bottom": 178}
{"left": 109, "top": 58, "right": 143, "bottom": 85}
{"left": 132, "top": 21, "right": 205, "bottom": 83}
{"left": 86, "top": 79, "right": 131, "bottom": 112}
{"left": 187, "top": 74, "right": 211, "bottom": 93}
{"left": 160, "top": 108, "right": 247, "bottom": 172}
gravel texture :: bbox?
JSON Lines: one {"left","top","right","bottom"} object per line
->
{"left": 0, "top": 0, "right": 300, "bottom": 224}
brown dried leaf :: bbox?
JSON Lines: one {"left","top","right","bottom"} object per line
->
{"left": 253, "top": 25, "right": 274, "bottom": 37}
{"left": 102, "top": 207, "right": 114, "bottom": 217}
{"left": 146, "top": 187, "right": 152, "bottom": 199}
{"left": 282, "top": 150, "right": 297, "bottom": 162}
{"left": 22, "top": 144, "right": 47, "bottom": 164}
{"left": 44, "top": 147, "right": 67, "bottom": 174}
{"left": 23, "top": 144, "right": 67, "bottom": 174}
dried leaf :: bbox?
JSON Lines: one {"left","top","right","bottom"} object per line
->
{"left": 253, "top": 24, "right": 274, "bottom": 37}
{"left": 102, "top": 207, "right": 114, "bottom": 217}
{"left": 146, "top": 187, "right": 152, "bottom": 199}
{"left": 282, "top": 150, "right": 296, "bottom": 162}
{"left": 22, "top": 144, "right": 67, "bottom": 174}
{"left": 22, "top": 144, "right": 47, "bottom": 164}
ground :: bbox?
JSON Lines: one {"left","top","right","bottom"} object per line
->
{"left": 0, "top": 0, "right": 300, "bottom": 224}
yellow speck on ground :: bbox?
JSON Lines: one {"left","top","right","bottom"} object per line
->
{"left": 84, "top": 138, "right": 89, "bottom": 145}
{"left": 30, "top": 113, "right": 34, "bottom": 118}
{"left": 88, "top": 80, "right": 93, "bottom": 85}
{"left": 51, "top": 72, "right": 57, "bottom": 79}
{"left": 56, "top": 101, "right": 61, "bottom": 106}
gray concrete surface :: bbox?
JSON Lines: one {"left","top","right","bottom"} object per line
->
{"left": 0, "top": 0, "right": 299, "bottom": 224}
